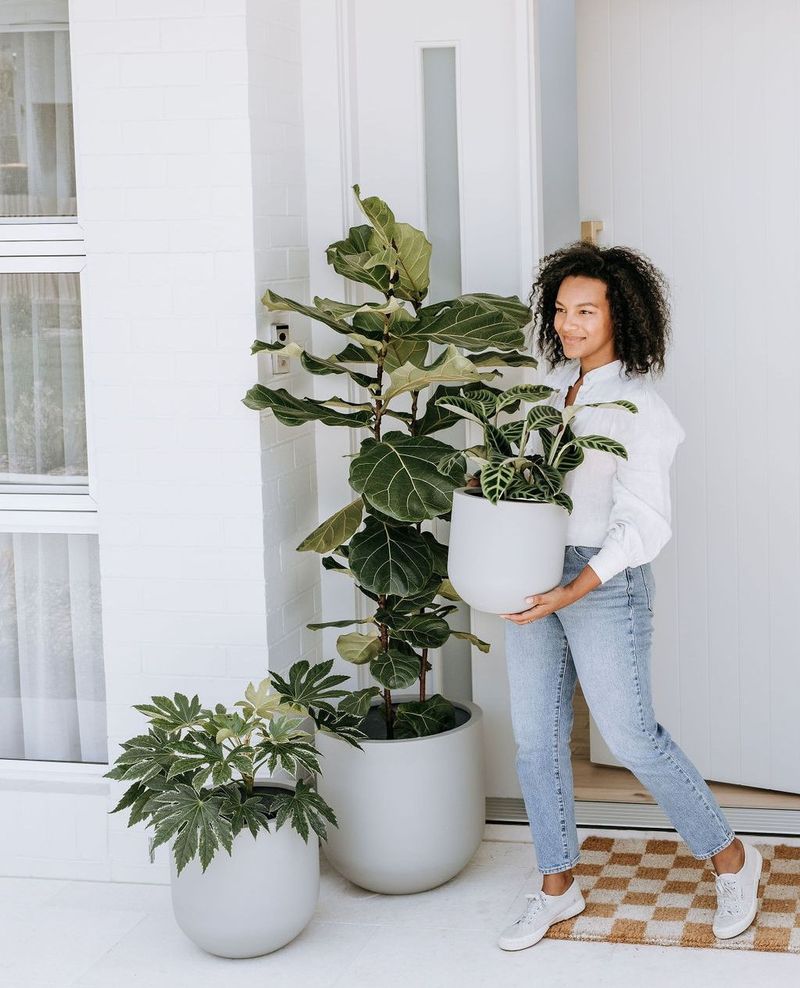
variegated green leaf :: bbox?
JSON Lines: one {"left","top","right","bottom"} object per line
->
{"left": 450, "top": 630, "right": 491, "bottom": 653}
{"left": 349, "top": 432, "right": 461, "bottom": 522}
{"left": 383, "top": 344, "right": 497, "bottom": 403}
{"left": 348, "top": 516, "right": 434, "bottom": 595}
{"left": 480, "top": 461, "right": 516, "bottom": 504}
{"left": 571, "top": 434, "right": 628, "bottom": 458}
{"left": 370, "top": 648, "right": 420, "bottom": 690}
{"left": 336, "top": 630, "right": 382, "bottom": 665}
{"left": 296, "top": 498, "right": 364, "bottom": 553}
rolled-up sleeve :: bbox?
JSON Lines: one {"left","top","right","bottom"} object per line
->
{"left": 587, "top": 392, "right": 686, "bottom": 585}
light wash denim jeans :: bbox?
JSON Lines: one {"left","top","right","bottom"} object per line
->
{"left": 504, "top": 545, "right": 736, "bottom": 874}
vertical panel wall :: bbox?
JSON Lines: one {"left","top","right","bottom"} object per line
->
{"left": 576, "top": 0, "right": 800, "bottom": 794}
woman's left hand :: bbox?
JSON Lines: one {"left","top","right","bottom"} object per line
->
{"left": 500, "top": 585, "right": 574, "bottom": 624}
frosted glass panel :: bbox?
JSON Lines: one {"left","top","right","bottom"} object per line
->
{"left": 422, "top": 47, "right": 462, "bottom": 302}
{"left": 0, "top": 532, "right": 106, "bottom": 763}
{"left": 0, "top": 271, "right": 86, "bottom": 481}
{"left": 0, "top": 0, "right": 76, "bottom": 216}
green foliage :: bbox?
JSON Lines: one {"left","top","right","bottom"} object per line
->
{"left": 436, "top": 389, "right": 638, "bottom": 505}
{"left": 106, "top": 670, "right": 363, "bottom": 876}
{"left": 243, "top": 184, "right": 541, "bottom": 740}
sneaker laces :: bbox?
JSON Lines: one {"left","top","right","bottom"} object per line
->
{"left": 515, "top": 890, "right": 548, "bottom": 926}
{"left": 715, "top": 875, "right": 742, "bottom": 917}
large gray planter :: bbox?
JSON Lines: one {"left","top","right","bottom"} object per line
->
{"left": 447, "top": 487, "right": 568, "bottom": 614}
{"left": 315, "top": 695, "right": 484, "bottom": 894}
{"left": 169, "top": 782, "right": 319, "bottom": 958}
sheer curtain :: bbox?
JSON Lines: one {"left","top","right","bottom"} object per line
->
{"left": 0, "top": 271, "right": 86, "bottom": 481}
{"left": 0, "top": 5, "right": 76, "bottom": 217}
{"left": 0, "top": 531, "right": 106, "bottom": 762}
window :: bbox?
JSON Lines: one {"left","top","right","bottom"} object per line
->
{"left": 0, "top": 0, "right": 105, "bottom": 765}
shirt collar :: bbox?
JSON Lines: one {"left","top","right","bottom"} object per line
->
{"left": 562, "top": 357, "right": 624, "bottom": 389}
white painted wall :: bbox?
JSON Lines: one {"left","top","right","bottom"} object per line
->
{"left": 0, "top": 0, "right": 320, "bottom": 882}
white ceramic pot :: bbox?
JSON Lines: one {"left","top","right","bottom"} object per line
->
{"left": 169, "top": 783, "right": 319, "bottom": 958}
{"left": 315, "top": 695, "right": 484, "bottom": 894}
{"left": 446, "top": 487, "right": 568, "bottom": 614}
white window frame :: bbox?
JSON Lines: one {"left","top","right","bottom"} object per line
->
{"left": 0, "top": 9, "right": 103, "bottom": 780}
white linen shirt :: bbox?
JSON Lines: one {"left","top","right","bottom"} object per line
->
{"left": 525, "top": 356, "right": 686, "bottom": 584}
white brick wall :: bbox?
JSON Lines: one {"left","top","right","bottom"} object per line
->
{"left": 0, "top": 0, "right": 320, "bottom": 883}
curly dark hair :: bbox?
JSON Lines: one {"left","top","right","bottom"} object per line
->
{"left": 526, "top": 241, "right": 672, "bottom": 379}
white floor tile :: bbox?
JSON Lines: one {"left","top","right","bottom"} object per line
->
{"left": 2, "top": 832, "right": 797, "bottom": 988}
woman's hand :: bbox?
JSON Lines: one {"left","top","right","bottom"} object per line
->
{"left": 500, "top": 585, "right": 575, "bottom": 624}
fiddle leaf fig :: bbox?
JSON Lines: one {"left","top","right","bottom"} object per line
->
{"left": 349, "top": 432, "right": 461, "bottom": 523}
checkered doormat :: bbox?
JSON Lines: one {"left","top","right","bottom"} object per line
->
{"left": 543, "top": 835, "right": 800, "bottom": 952}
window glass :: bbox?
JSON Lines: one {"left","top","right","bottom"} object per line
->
{"left": 0, "top": 531, "right": 106, "bottom": 763}
{"left": 0, "top": 271, "right": 86, "bottom": 482}
{"left": 0, "top": 0, "right": 75, "bottom": 217}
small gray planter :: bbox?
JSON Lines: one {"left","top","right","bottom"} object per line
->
{"left": 447, "top": 487, "right": 568, "bottom": 613}
{"left": 169, "top": 782, "right": 319, "bottom": 958}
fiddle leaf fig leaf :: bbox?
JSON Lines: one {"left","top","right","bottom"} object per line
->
{"left": 242, "top": 386, "right": 373, "bottom": 429}
{"left": 348, "top": 516, "right": 434, "bottom": 596}
{"left": 370, "top": 648, "right": 420, "bottom": 690}
{"left": 393, "top": 221, "right": 432, "bottom": 301}
{"left": 450, "top": 630, "right": 491, "bottom": 653}
{"left": 383, "top": 344, "right": 498, "bottom": 403}
{"left": 349, "top": 432, "right": 461, "bottom": 523}
{"left": 336, "top": 629, "right": 382, "bottom": 665}
{"left": 296, "top": 498, "right": 364, "bottom": 553}
{"left": 326, "top": 224, "right": 392, "bottom": 294}
{"left": 261, "top": 289, "right": 353, "bottom": 336}
{"left": 393, "top": 693, "right": 456, "bottom": 739}
{"left": 406, "top": 299, "right": 525, "bottom": 352}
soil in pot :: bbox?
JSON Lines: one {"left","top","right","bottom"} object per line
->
{"left": 360, "top": 701, "right": 471, "bottom": 740}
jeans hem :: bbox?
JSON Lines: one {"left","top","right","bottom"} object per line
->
{"left": 538, "top": 853, "right": 581, "bottom": 875}
{"left": 692, "top": 830, "right": 737, "bottom": 860}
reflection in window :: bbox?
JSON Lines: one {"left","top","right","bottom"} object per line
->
{"left": 0, "top": 532, "right": 106, "bottom": 763}
{"left": 0, "top": 0, "right": 76, "bottom": 217}
{"left": 0, "top": 271, "right": 86, "bottom": 481}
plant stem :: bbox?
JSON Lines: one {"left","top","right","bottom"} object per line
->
{"left": 420, "top": 647, "right": 428, "bottom": 702}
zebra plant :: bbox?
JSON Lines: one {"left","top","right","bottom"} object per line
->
{"left": 243, "top": 185, "right": 535, "bottom": 740}
{"left": 436, "top": 385, "right": 639, "bottom": 506}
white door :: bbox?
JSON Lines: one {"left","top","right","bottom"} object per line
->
{"left": 301, "top": 0, "right": 543, "bottom": 748}
{"left": 576, "top": 0, "right": 800, "bottom": 794}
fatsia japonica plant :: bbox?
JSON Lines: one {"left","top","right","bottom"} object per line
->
{"left": 105, "top": 663, "right": 370, "bottom": 875}
{"left": 435, "top": 386, "right": 638, "bottom": 504}
{"left": 243, "top": 185, "right": 536, "bottom": 740}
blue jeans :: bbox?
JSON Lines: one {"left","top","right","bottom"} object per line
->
{"left": 504, "top": 545, "right": 736, "bottom": 874}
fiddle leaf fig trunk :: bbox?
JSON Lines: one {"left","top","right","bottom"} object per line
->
{"left": 244, "top": 185, "right": 533, "bottom": 739}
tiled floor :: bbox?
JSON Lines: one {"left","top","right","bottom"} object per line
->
{"left": 3, "top": 827, "right": 799, "bottom": 987}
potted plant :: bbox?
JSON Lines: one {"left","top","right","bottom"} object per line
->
{"left": 438, "top": 385, "right": 637, "bottom": 613}
{"left": 105, "top": 661, "right": 367, "bottom": 957}
{"left": 242, "top": 185, "right": 535, "bottom": 893}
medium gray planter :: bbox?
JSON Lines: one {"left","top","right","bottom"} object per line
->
{"left": 169, "top": 782, "right": 319, "bottom": 958}
{"left": 447, "top": 487, "right": 568, "bottom": 614}
{"left": 315, "top": 695, "right": 485, "bottom": 894}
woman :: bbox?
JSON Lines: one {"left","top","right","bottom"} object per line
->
{"left": 496, "top": 242, "right": 762, "bottom": 951}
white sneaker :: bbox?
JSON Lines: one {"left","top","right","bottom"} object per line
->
{"left": 498, "top": 876, "right": 585, "bottom": 951}
{"left": 712, "top": 839, "right": 763, "bottom": 939}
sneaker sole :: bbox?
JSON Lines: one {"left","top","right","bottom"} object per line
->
{"left": 713, "top": 845, "right": 763, "bottom": 940}
{"left": 497, "top": 897, "right": 586, "bottom": 951}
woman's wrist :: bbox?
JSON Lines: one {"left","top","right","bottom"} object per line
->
{"left": 564, "top": 564, "right": 601, "bottom": 603}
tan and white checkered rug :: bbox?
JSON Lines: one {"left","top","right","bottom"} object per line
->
{"left": 542, "top": 835, "right": 800, "bottom": 952}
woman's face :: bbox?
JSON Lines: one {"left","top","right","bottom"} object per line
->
{"left": 553, "top": 274, "right": 616, "bottom": 363}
